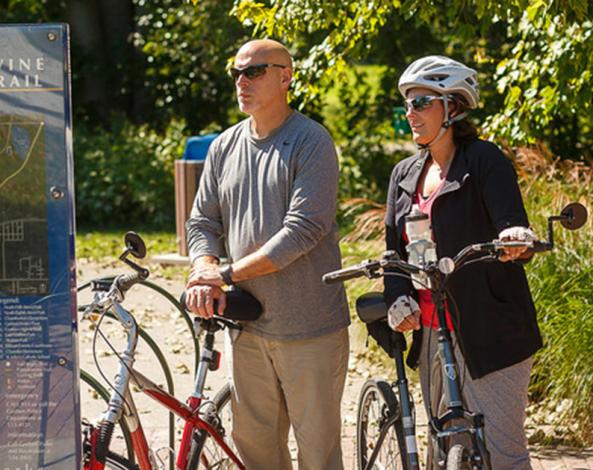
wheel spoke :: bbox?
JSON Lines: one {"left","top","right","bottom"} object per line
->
{"left": 357, "top": 380, "right": 405, "bottom": 470}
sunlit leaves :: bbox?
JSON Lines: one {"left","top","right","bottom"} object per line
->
{"left": 227, "top": 0, "right": 593, "bottom": 157}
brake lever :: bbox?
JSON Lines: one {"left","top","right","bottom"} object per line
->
{"left": 363, "top": 265, "right": 383, "bottom": 279}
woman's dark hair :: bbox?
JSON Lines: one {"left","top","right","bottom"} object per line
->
{"left": 450, "top": 94, "right": 478, "bottom": 145}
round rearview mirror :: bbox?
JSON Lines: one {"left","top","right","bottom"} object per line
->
{"left": 560, "top": 203, "right": 588, "bottom": 231}
{"left": 124, "top": 231, "right": 147, "bottom": 259}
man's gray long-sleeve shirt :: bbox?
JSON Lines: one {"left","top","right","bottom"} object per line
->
{"left": 186, "top": 111, "right": 350, "bottom": 340}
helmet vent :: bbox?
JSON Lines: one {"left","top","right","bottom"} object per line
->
{"left": 426, "top": 74, "right": 448, "bottom": 82}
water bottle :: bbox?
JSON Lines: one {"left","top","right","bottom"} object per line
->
{"left": 405, "top": 204, "right": 437, "bottom": 289}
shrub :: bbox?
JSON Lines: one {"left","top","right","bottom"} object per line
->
{"left": 516, "top": 147, "right": 593, "bottom": 443}
{"left": 74, "top": 118, "right": 186, "bottom": 229}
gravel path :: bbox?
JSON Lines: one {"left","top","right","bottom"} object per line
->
{"left": 78, "top": 260, "right": 593, "bottom": 469}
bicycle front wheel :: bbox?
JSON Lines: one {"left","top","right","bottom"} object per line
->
{"left": 187, "top": 383, "right": 237, "bottom": 470}
{"left": 446, "top": 444, "right": 472, "bottom": 470}
{"left": 357, "top": 378, "right": 407, "bottom": 470}
{"left": 83, "top": 451, "right": 138, "bottom": 470}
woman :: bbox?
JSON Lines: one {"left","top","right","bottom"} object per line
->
{"left": 382, "top": 55, "right": 540, "bottom": 469}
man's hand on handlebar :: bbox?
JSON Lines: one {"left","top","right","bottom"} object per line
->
{"left": 185, "top": 285, "right": 227, "bottom": 319}
{"left": 187, "top": 263, "right": 225, "bottom": 288}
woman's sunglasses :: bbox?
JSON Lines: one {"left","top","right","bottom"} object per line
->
{"left": 229, "top": 63, "right": 286, "bottom": 81}
{"left": 404, "top": 95, "right": 445, "bottom": 112}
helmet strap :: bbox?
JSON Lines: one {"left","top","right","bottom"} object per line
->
{"left": 415, "top": 95, "right": 468, "bottom": 150}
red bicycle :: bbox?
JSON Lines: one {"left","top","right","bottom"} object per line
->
{"left": 81, "top": 232, "right": 261, "bottom": 470}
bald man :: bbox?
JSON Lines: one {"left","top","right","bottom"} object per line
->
{"left": 185, "top": 39, "right": 350, "bottom": 470}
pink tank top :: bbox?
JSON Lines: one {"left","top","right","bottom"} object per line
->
{"left": 409, "top": 179, "right": 454, "bottom": 331}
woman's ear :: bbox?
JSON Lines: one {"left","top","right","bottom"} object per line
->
{"left": 448, "top": 99, "right": 460, "bottom": 118}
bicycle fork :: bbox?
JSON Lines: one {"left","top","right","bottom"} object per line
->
{"left": 431, "top": 297, "right": 491, "bottom": 469}
{"left": 84, "top": 302, "right": 157, "bottom": 470}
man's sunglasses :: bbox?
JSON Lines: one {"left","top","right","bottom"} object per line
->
{"left": 404, "top": 95, "right": 445, "bottom": 112}
{"left": 229, "top": 63, "right": 287, "bottom": 81}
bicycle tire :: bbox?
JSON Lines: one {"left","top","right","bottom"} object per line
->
{"left": 82, "top": 448, "right": 139, "bottom": 470}
{"left": 446, "top": 444, "right": 471, "bottom": 470}
{"left": 356, "top": 378, "right": 408, "bottom": 470}
{"left": 186, "top": 383, "right": 236, "bottom": 470}
{"left": 103, "top": 451, "right": 139, "bottom": 469}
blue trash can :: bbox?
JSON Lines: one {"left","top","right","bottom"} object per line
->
{"left": 175, "top": 133, "right": 219, "bottom": 256}
{"left": 182, "top": 133, "right": 219, "bottom": 161}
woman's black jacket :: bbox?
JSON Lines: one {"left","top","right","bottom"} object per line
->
{"left": 378, "top": 138, "right": 542, "bottom": 379}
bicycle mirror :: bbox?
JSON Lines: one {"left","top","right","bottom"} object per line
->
{"left": 124, "top": 231, "right": 147, "bottom": 258}
{"left": 560, "top": 202, "right": 588, "bottom": 230}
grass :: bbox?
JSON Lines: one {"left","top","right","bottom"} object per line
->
{"left": 515, "top": 148, "right": 593, "bottom": 444}
{"left": 76, "top": 227, "right": 177, "bottom": 261}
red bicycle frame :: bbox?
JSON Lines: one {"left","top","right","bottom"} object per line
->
{"left": 82, "top": 290, "right": 243, "bottom": 470}
{"left": 84, "top": 368, "right": 242, "bottom": 470}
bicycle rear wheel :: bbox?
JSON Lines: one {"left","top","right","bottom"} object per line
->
{"left": 187, "top": 383, "right": 237, "bottom": 470}
{"left": 357, "top": 379, "right": 407, "bottom": 470}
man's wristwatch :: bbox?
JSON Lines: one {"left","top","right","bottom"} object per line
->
{"left": 220, "top": 264, "right": 235, "bottom": 286}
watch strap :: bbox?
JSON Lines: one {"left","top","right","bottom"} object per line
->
{"left": 220, "top": 264, "right": 235, "bottom": 286}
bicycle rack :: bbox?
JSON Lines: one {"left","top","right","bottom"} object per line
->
{"left": 78, "top": 278, "right": 198, "bottom": 470}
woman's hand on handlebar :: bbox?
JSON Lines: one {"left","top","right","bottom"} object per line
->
{"left": 497, "top": 226, "right": 537, "bottom": 262}
{"left": 185, "top": 285, "right": 227, "bottom": 319}
{"left": 388, "top": 295, "right": 421, "bottom": 332}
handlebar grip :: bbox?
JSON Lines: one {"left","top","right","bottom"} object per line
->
{"left": 322, "top": 266, "right": 365, "bottom": 284}
{"left": 528, "top": 240, "right": 551, "bottom": 253}
{"left": 114, "top": 271, "right": 146, "bottom": 293}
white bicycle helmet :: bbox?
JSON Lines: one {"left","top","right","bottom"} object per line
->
{"left": 398, "top": 55, "right": 479, "bottom": 108}
{"left": 398, "top": 55, "right": 479, "bottom": 149}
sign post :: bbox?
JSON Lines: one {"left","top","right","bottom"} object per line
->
{"left": 0, "top": 24, "right": 79, "bottom": 469}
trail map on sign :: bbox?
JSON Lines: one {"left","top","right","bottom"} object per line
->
{"left": 0, "top": 115, "right": 48, "bottom": 296}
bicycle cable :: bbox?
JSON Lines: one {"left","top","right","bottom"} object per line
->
{"left": 90, "top": 309, "right": 137, "bottom": 414}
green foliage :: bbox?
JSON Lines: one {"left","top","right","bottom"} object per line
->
{"left": 231, "top": 0, "right": 593, "bottom": 159}
{"left": 323, "top": 66, "right": 408, "bottom": 203}
{"left": 74, "top": 118, "right": 186, "bottom": 229}
{"left": 134, "top": 0, "right": 250, "bottom": 130}
{"left": 0, "top": 0, "right": 65, "bottom": 22}
{"left": 232, "top": 0, "right": 400, "bottom": 106}
{"left": 484, "top": 14, "right": 593, "bottom": 159}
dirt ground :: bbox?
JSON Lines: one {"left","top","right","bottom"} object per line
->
{"left": 77, "top": 259, "right": 593, "bottom": 469}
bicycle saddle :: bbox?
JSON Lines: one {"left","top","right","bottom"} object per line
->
{"left": 356, "top": 292, "right": 388, "bottom": 323}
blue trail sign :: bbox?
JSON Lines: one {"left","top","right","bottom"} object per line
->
{"left": 0, "top": 24, "right": 79, "bottom": 469}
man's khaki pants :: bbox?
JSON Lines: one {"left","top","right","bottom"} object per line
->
{"left": 227, "top": 327, "right": 349, "bottom": 470}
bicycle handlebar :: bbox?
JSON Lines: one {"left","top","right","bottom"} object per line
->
{"left": 322, "top": 259, "right": 383, "bottom": 284}
{"left": 322, "top": 239, "right": 550, "bottom": 285}
{"left": 114, "top": 270, "right": 149, "bottom": 293}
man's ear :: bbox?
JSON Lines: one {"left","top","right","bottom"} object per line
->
{"left": 281, "top": 69, "right": 292, "bottom": 87}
